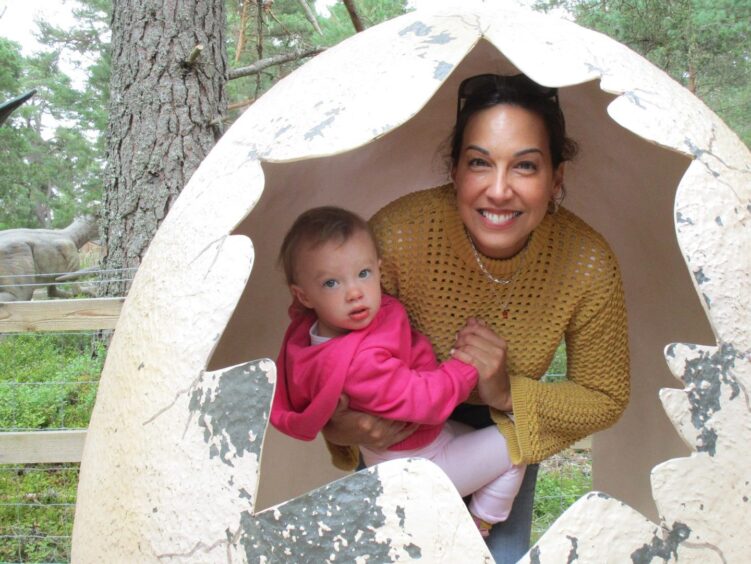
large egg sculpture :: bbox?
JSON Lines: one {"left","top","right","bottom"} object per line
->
{"left": 72, "top": 4, "right": 750, "bottom": 562}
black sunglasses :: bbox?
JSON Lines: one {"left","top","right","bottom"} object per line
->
{"left": 456, "top": 73, "right": 560, "bottom": 118}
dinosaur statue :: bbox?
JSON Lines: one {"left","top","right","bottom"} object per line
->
{"left": 0, "top": 90, "right": 36, "bottom": 126}
{"left": 0, "top": 216, "right": 99, "bottom": 302}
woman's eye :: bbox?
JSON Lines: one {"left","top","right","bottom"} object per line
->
{"left": 358, "top": 268, "right": 371, "bottom": 279}
{"left": 322, "top": 279, "right": 338, "bottom": 288}
{"left": 517, "top": 160, "right": 538, "bottom": 172}
{"left": 468, "top": 157, "right": 489, "bottom": 168}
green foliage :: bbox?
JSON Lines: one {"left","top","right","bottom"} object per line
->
{"left": 532, "top": 455, "right": 592, "bottom": 542}
{"left": 0, "top": 464, "right": 78, "bottom": 562}
{"left": 0, "top": 334, "right": 105, "bottom": 430}
{"left": 0, "top": 37, "right": 23, "bottom": 91}
{"left": 319, "top": 0, "right": 409, "bottom": 45}
{"left": 225, "top": 0, "right": 408, "bottom": 121}
{"left": 535, "top": 0, "right": 751, "bottom": 147}
{"left": 0, "top": 0, "right": 109, "bottom": 230}
{"left": 544, "top": 341, "right": 567, "bottom": 381}
{"left": 0, "top": 332, "right": 102, "bottom": 562}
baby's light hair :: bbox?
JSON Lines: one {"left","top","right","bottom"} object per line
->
{"left": 279, "top": 206, "right": 376, "bottom": 285}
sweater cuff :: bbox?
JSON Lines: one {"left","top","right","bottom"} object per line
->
{"left": 490, "top": 375, "right": 533, "bottom": 465}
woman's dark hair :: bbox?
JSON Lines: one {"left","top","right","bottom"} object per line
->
{"left": 450, "top": 74, "right": 579, "bottom": 169}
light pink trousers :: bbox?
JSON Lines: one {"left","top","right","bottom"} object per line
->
{"left": 360, "top": 420, "right": 526, "bottom": 524}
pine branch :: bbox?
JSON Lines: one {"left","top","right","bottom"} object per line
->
{"left": 228, "top": 47, "right": 326, "bottom": 80}
{"left": 297, "top": 0, "right": 323, "bottom": 35}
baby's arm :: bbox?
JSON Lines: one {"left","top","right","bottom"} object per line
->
{"left": 344, "top": 345, "right": 477, "bottom": 426}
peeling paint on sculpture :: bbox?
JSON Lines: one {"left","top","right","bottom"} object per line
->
{"left": 188, "top": 361, "right": 272, "bottom": 467}
{"left": 72, "top": 4, "right": 750, "bottom": 562}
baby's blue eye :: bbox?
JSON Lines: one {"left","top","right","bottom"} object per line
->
{"left": 358, "top": 269, "right": 371, "bottom": 279}
{"left": 322, "top": 279, "right": 338, "bottom": 288}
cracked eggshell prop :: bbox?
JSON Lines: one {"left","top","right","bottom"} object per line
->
{"left": 72, "top": 4, "right": 750, "bottom": 562}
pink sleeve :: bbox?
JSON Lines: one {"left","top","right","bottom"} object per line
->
{"left": 409, "top": 329, "right": 440, "bottom": 370}
{"left": 344, "top": 348, "right": 477, "bottom": 426}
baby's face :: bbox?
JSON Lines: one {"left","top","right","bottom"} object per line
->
{"left": 291, "top": 229, "right": 382, "bottom": 338}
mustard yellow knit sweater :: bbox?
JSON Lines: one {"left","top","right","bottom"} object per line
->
{"left": 327, "top": 185, "right": 630, "bottom": 469}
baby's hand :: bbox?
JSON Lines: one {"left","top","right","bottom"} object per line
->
{"left": 452, "top": 318, "right": 490, "bottom": 376}
{"left": 451, "top": 317, "right": 507, "bottom": 381}
{"left": 451, "top": 318, "right": 512, "bottom": 412}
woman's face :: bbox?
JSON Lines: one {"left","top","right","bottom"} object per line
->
{"left": 452, "top": 104, "right": 564, "bottom": 259}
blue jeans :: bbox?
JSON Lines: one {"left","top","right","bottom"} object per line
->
{"left": 486, "top": 463, "right": 538, "bottom": 563}
{"left": 451, "top": 404, "right": 537, "bottom": 563}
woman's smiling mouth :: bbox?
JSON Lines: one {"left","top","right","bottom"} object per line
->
{"left": 480, "top": 209, "right": 522, "bottom": 226}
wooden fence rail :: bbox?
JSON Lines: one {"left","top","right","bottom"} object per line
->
{"left": 0, "top": 297, "right": 123, "bottom": 464}
{"left": 0, "top": 297, "right": 123, "bottom": 332}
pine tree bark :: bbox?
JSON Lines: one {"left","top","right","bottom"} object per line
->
{"left": 101, "top": 0, "right": 227, "bottom": 296}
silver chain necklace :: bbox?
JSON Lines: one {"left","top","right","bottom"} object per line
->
{"left": 465, "top": 228, "right": 529, "bottom": 285}
{"left": 465, "top": 229, "right": 529, "bottom": 319}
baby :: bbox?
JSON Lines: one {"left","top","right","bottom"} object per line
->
{"left": 270, "top": 206, "right": 525, "bottom": 537}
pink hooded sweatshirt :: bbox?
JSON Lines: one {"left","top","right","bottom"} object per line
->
{"left": 271, "top": 295, "right": 477, "bottom": 451}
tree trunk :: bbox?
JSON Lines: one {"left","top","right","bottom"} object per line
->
{"left": 342, "top": 0, "right": 365, "bottom": 33}
{"left": 101, "top": 0, "right": 227, "bottom": 297}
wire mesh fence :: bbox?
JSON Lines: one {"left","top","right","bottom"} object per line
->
{"left": 0, "top": 267, "right": 137, "bottom": 302}
{"left": 0, "top": 464, "right": 78, "bottom": 563}
{"left": 0, "top": 284, "right": 591, "bottom": 562}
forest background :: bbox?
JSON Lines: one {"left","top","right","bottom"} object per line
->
{"left": 0, "top": 0, "right": 749, "bottom": 244}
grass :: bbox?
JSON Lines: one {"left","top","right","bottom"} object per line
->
{"left": 0, "top": 465, "right": 78, "bottom": 563}
{"left": 0, "top": 334, "right": 105, "bottom": 431}
{"left": 531, "top": 449, "right": 592, "bottom": 544}
{"left": 0, "top": 333, "right": 103, "bottom": 563}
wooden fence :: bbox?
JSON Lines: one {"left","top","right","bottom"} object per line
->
{"left": 0, "top": 296, "right": 591, "bottom": 466}
{"left": 0, "top": 297, "right": 123, "bottom": 465}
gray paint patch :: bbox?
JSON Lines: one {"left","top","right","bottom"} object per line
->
{"left": 624, "top": 90, "right": 647, "bottom": 110}
{"left": 189, "top": 361, "right": 273, "bottom": 465}
{"left": 693, "top": 267, "right": 710, "bottom": 285}
{"left": 396, "top": 505, "right": 406, "bottom": 528}
{"left": 238, "top": 467, "right": 395, "bottom": 562}
{"left": 275, "top": 124, "right": 292, "bottom": 139}
{"left": 529, "top": 545, "right": 542, "bottom": 564}
{"left": 404, "top": 543, "right": 422, "bottom": 558}
{"left": 676, "top": 212, "right": 694, "bottom": 225}
{"left": 304, "top": 113, "right": 338, "bottom": 141}
{"left": 715, "top": 215, "right": 723, "bottom": 226}
{"left": 434, "top": 61, "right": 453, "bottom": 80}
{"left": 566, "top": 535, "right": 579, "bottom": 562}
{"left": 426, "top": 31, "right": 454, "bottom": 44}
{"left": 399, "top": 21, "right": 432, "bottom": 37}
{"left": 681, "top": 344, "right": 741, "bottom": 455}
{"left": 630, "top": 522, "right": 691, "bottom": 563}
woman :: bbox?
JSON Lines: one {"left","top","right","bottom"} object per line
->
{"left": 323, "top": 74, "right": 630, "bottom": 562}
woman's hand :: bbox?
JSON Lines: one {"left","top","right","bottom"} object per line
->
{"left": 322, "top": 395, "right": 419, "bottom": 448}
{"left": 452, "top": 318, "right": 513, "bottom": 412}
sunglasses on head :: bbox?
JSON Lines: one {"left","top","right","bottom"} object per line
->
{"left": 456, "top": 73, "right": 560, "bottom": 118}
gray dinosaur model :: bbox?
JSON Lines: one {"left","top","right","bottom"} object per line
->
{"left": 0, "top": 216, "right": 99, "bottom": 302}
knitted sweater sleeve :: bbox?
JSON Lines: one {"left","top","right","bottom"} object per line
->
{"left": 492, "top": 253, "right": 631, "bottom": 465}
